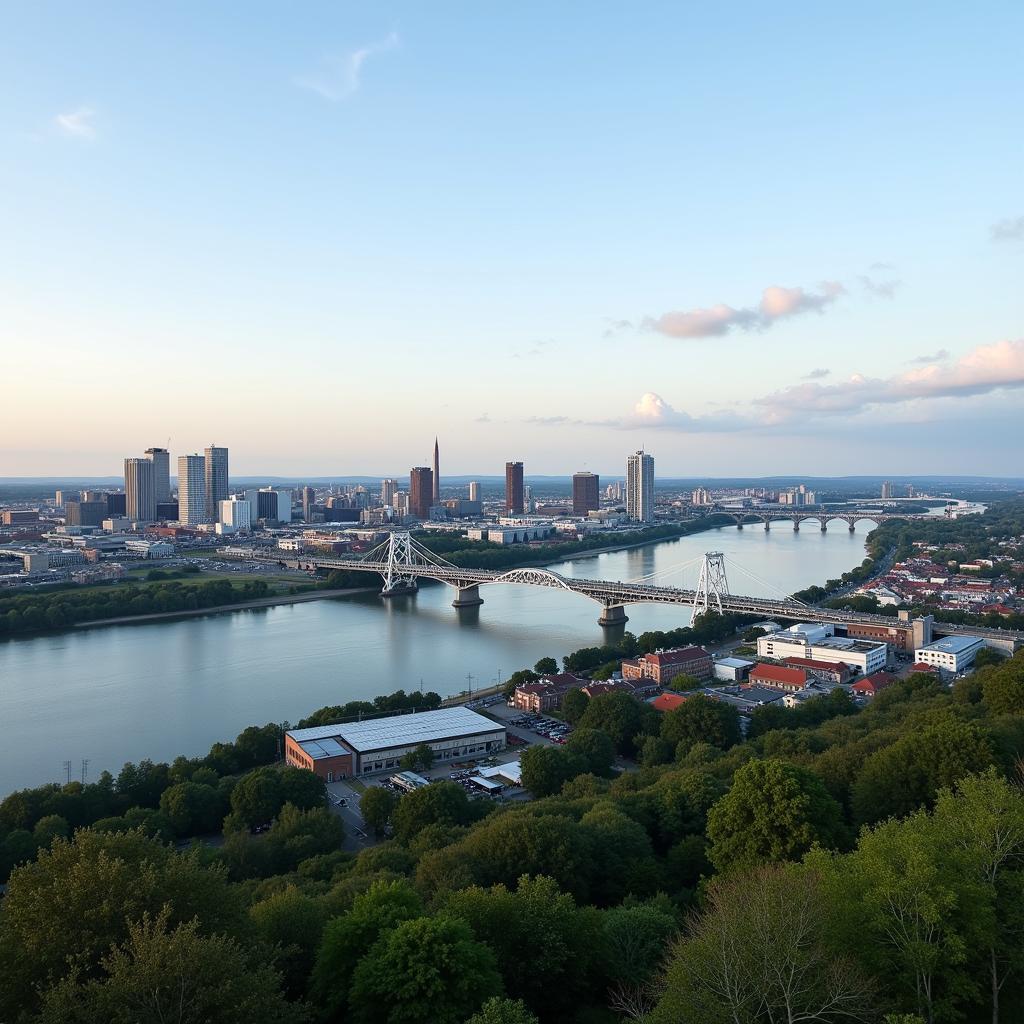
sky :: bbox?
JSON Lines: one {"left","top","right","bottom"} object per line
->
{"left": 1, "top": 2, "right": 1022, "bottom": 478}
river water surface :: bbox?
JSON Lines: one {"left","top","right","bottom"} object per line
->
{"left": 0, "top": 522, "right": 875, "bottom": 793}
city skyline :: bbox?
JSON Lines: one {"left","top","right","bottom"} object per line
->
{"left": 1, "top": 4, "right": 1022, "bottom": 476}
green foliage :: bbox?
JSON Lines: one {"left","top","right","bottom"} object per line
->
{"left": 534, "top": 657, "right": 558, "bottom": 674}
{"left": 661, "top": 693, "right": 741, "bottom": 752}
{"left": 229, "top": 764, "right": 325, "bottom": 828}
{"left": 310, "top": 879, "right": 424, "bottom": 1018}
{"left": 520, "top": 744, "right": 586, "bottom": 797}
{"left": 393, "top": 782, "right": 474, "bottom": 842}
{"left": 400, "top": 742, "right": 436, "bottom": 772}
{"left": 564, "top": 728, "right": 616, "bottom": 776}
{"left": 851, "top": 714, "right": 995, "bottom": 826}
{"left": 349, "top": 915, "right": 502, "bottom": 1024}
{"left": 465, "top": 997, "right": 539, "bottom": 1024}
{"left": 361, "top": 785, "right": 400, "bottom": 836}
{"left": 707, "top": 758, "right": 848, "bottom": 872}
{"left": 34, "top": 911, "right": 298, "bottom": 1024}
{"left": 578, "top": 691, "right": 649, "bottom": 755}
{"left": 0, "top": 827, "right": 242, "bottom": 1019}
{"left": 560, "top": 687, "right": 589, "bottom": 725}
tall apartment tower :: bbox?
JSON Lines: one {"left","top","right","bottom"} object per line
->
{"left": 505, "top": 462, "right": 524, "bottom": 515}
{"left": 302, "top": 485, "right": 316, "bottom": 521}
{"left": 572, "top": 472, "right": 600, "bottom": 516}
{"left": 145, "top": 447, "right": 171, "bottom": 502}
{"left": 409, "top": 467, "right": 433, "bottom": 519}
{"left": 204, "top": 445, "right": 229, "bottom": 522}
{"left": 381, "top": 479, "right": 398, "bottom": 506}
{"left": 626, "top": 450, "right": 655, "bottom": 523}
{"left": 881, "top": 480, "right": 893, "bottom": 499}
{"left": 124, "top": 458, "right": 156, "bottom": 523}
{"left": 468, "top": 481, "right": 480, "bottom": 502}
{"left": 178, "top": 455, "right": 207, "bottom": 525}
{"left": 432, "top": 438, "right": 440, "bottom": 505}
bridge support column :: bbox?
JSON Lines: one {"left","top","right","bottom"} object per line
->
{"left": 820, "top": 521, "right": 827, "bottom": 532}
{"left": 381, "top": 581, "right": 417, "bottom": 597}
{"left": 598, "top": 603, "right": 628, "bottom": 627}
{"left": 736, "top": 522, "right": 743, "bottom": 529}
{"left": 452, "top": 585, "right": 483, "bottom": 608}
{"left": 848, "top": 522, "right": 856, "bottom": 533}
{"left": 764, "top": 520, "right": 770, "bottom": 531}
{"left": 793, "top": 520, "right": 800, "bottom": 532}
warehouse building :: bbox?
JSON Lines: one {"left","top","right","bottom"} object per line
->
{"left": 756, "top": 623, "right": 888, "bottom": 677}
{"left": 285, "top": 706, "right": 506, "bottom": 781}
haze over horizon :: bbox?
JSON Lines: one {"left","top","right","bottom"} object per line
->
{"left": 2, "top": 3, "right": 1022, "bottom": 476}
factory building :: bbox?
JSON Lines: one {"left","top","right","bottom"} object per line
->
{"left": 914, "top": 635, "right": 986, "bottom": 674}
{"left": 756, "top": 622, "right": 888, "bottom": 677}
{"left": 284, "top": 706, "right": 506, "bottom": 781}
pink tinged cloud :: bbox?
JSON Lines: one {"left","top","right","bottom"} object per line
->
{"left": 643, "top": 282, "right": 845, "bottom": 339}
{"left": 755, "top": 338, "right": 1024, "bottom": 418}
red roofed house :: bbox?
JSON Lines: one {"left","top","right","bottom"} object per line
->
{"left": 513, "top": 673, "right": 584, "bottom": 712}
{"left": 748, "top": 664, "right": 808, "bottom": 693}
{"left": 651, "top": 692, "right": 688, "bottom": 713}
{"left": 621, "top": 646, "right": 712, "bottom": 686}
{"left": 852, "top": 671, "right": 897, "bottom": 698}
{"left": 910, "top": 662, "right": 938, "bottom": 674}
{"left": 782, "top": 656, "right": 850, "bottom": 685}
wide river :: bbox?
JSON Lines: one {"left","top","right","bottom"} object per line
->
{"left": 0, "top": 522, "right": 875, "bottom": 794}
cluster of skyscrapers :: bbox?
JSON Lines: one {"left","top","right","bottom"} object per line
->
{"left": 122, "top": 445, "right": 229, "bottom": 526}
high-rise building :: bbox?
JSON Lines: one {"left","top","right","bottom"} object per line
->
{"left": 880, "top": 480, "right": 894, "bottom": 499}
{"left": 468, "top": 481, "right": 480, "bottom": 502}
{"left": 302, "top": 486, "right": 316, "bottom": 521}
{"left": 145, "top": 447, "right": 171, "bottom": 502}
{"left": 204, "top": 446, "right": 229, "bottom": 522}
{"left": 692, "top": 487, "right": 712, "bottom": 506}
{"left": 381, "top": 479, "right": 397, "bottom": 507}
{"left": 106, "top": 492, "right": 128, "bottom": 517}
{"left": 124, "top": 458, "right": 156, "bottom": 523}
{"left": 626, "top": 450, "right": 654, "bottom": 523}
{"left": 906, "top": 483, "right": 915, "bottom": 498}
{"left": 220, "top": 498, "right": 252, "bottom": 531}
{"left": 433, "top": 438, "right": 440, "bottom": 505}
{"left": 572, "top": 472, "right": 600, "bottom": 515}
{"left": 54, "top": 489, "right": 76, "bottom": 508}
{"left": 409, "top": 467, "right": 433, "bottom": 519}
{"left": 65, "top": 499, "right": 108, "bottom": 527}
{"left": 505, "top": 462, "right": 524, "bottom": 515}
{"left": 178, "top": 455, "right": 207, "bottom": 525}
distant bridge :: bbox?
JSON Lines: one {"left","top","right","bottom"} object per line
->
{"left": 238, "top": 532, "right": 1023, "bottom": 649}
{"left": 706, "top": 510, "right": 932, "bottom": 532}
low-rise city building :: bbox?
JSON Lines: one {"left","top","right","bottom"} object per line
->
{"left": 756, "top": 623, "right": 888, "bottom": 676}
{"left": 749, "top": 663, "right": 808, "bottom": 693}
{"left": 285, "top": 706, "right": 506, "bottom": 780}
{"left": 914, "top": 635, "right": 986, "bottom": 674}
{"left": 621, "top": 645, "right": 712, "bottom": 685}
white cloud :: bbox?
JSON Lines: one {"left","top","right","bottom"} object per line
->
{"left": 642, "top": 281, "right": 845, "bottom": 339}
{"left": 295, "top": 33, "right": 399, "bottom": 101}
{"left": 802, "top": 368, "right": 831, "bottom": 380}
{"left": 54, "top": 107, "right": 96, "bottom": 139}
{"left": 991, "top": 216, "right": 1024, "bottom": 242}
{"left": 909, "top": 349, "right": 949, "bottom": 365}
{"left": 755, "top": 338, "right": 1024, "bottom": 420}
{"left": 858, "top": 274, "right": 901, "bottom": 298}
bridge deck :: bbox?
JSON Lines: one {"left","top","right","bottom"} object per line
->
{"left": 247, "top": 552, "right": 1023, "bottom": 646}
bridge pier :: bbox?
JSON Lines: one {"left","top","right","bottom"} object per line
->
{"left": 764, "top": 520, "right": 770, "bottom": 531}
{"left": 820, "top": 521, "right": 827, "bottom": 532}
{"left": 598, "top": 603, "right": 628, "bottom": 627}
{"left": 793, "top": 520, "right": 800, "bottom": 532}
{"left": 451, "top": 584, "right": 484, "bottom": 608}
{"left": 848, "top": 522, "right": 856, "bottom": 533}
{"left": 381, "top": 581, "right": 417, "bottom": 597}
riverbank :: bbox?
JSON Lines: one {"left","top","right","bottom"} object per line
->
{"left": 69, "top": 586, "right": 380, "bottom": 631}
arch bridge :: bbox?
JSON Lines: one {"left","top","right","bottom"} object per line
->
{"left": 239, "top": 532, "right": 1022, "bottom": 648}
{"left": 710, "top": 510, "right": 929, "bottom": 532}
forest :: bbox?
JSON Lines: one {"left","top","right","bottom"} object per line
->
{"left": 3, "top": 500, "right": 1024, "bottom": 1022}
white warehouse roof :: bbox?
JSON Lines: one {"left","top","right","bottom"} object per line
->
{"left": 287, "top": 705, "right": 503, "bottom": 754}
{"left": 918, "top": 635, "right": 985, "bottom": 654}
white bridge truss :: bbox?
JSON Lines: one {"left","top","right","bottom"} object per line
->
{"left": 244, "top": 531, "right": 1023, "bottom": 643}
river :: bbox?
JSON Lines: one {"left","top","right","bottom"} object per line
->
{"left": 0, "top": 522, "right": 874, "bottom": 794}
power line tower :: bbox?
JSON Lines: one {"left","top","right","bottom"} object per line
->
{"left": 692, "top": 552, "right": 729, "bottom": 617}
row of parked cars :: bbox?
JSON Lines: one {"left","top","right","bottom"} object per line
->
{"left": 464, "top": 695, "right": 505, "bottom": 711}
{"left": 509, "top": 714, "right": 571, "bottom": 743}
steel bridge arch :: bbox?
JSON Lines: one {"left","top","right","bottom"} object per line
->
{"left": 491, "top": 567, "right": 576, "bottom": 592}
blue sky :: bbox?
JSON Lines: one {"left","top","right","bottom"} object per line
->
{"left": 1, "top": 2, "right": 1022, "bottom": 476}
